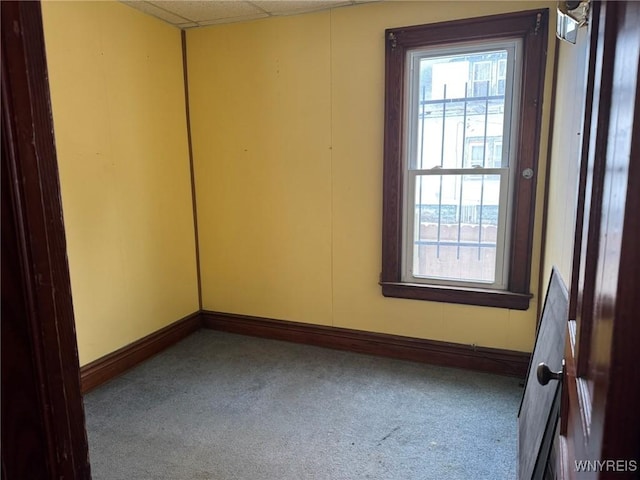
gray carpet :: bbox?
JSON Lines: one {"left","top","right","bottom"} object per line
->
{"left": 84, "top": 330, "right": 522, "bottom": 479}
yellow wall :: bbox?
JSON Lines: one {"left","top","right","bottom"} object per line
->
{"left": 188, "top": 1, "right": 557, "bottom": 352}
{"left": 188, "top": 13, "right": 333, "bottom": 326}
{"left": 42, "top": 1, "right": 199, "bottom": 365}
{"left": 541, "top": 27, "right": 590, "bottom": 299}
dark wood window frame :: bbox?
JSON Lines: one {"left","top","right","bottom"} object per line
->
{"left": 380, "top": 9, "right": 548, "bottom": 310}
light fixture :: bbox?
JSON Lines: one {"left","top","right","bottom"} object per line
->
{"left": 556, "top": 1, "right": 589, "bottom": 44}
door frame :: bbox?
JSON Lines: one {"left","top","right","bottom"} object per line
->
{"left": 1, "top": 1, "right": 90, "bottom": 477}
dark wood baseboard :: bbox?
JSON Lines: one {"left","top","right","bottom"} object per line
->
{"left": 80, "top": 312, "right": 202, "bottom": 393}
{"left": 201, "top": 311, "right": 531, "bottom": 378}
{"left": 81, "top": 310, "right": 530, "bottom": 394}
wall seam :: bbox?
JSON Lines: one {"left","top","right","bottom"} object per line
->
{"left": 329, "top": 10, "right": 335, "bottom": 327}
{"left": 181, "top": 29, "right": 203, "bottom": 310}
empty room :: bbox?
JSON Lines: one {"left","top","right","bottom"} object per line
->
{"left": 2, "top": 0, "right": 639, "bottom": 478}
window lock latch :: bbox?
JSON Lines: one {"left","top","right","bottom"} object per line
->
{"left": 522, "top": 168, "right": 534, "bottom": 179}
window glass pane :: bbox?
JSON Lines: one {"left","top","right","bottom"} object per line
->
{"left": 415, "top": 50, "right": 509, "bottom": 170}
{"left": 412, "top": 174, "right": 502, "bottom": 284}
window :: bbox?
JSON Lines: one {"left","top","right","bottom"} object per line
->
{"left": 381, "top": 10, "right": 548, "bottom": 309}
{"left": 497, "top": 59, "right": 507, "bottom": 96}
{"left": 472, "top": 60, "right": 492, "bottom": 97}
{"left": 465, "top": 137, "right": 503, "bottom": 168}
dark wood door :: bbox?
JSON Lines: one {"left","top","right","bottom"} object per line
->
{"left": 558, "top": 1, "right": 640, "bottom": 478}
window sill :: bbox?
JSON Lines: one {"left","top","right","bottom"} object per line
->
{"left": 380, "top": 281, "right": 532, "bottom": 310}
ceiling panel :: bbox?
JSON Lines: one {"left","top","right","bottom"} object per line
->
{"left": 197, "top": 13, "right": 270, "bottom": 26}
{"left": 152, "top": 1, "right": 265, "bottom": 22}
{"left": 121, "top": 0, "right": 378, "bottom": 29}
{"left": 122, "top": 1, "right": 191, "bottom": 23}
{"left": 250, "top": 1, "right": 351, "bottom": 15}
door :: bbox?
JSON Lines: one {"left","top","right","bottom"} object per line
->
{"left": 557, "top": 1, "right": 640, "bottom": 478}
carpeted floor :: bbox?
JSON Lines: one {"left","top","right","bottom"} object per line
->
{"left": 84, "top": 330, "right": 522, "bottom": 479}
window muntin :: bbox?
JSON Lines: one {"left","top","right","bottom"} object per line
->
{"left": 402, "top": 41, "right": 521, "bottom": 290}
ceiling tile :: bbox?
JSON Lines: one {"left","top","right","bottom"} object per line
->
{"left": 122, "top": 1, "right": 190, "bottom": 24}
{"left": 150, "top": 1, "right": 265, "bottom": 22}
{"left": 252, "top": 0, "right": 350, "bottom": 15}
{"left": 122, "top": 0, "right": 381, "bottom": 28}
{"left": 197, "top": 13, "right": 270, "bottom": 26}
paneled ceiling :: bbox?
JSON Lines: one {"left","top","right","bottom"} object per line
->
{"left": 122, "top": 1, "right": 376, "bottom": 29}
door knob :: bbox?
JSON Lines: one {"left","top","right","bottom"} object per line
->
{"left": 536, "top": 362, "right": 563, "bottom": 385}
